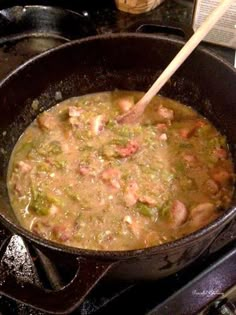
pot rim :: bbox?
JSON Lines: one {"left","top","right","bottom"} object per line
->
{"left": 1, "top": 33, "right": 236, "bottom": 260}
{"left": 1, "top": 33, "right": 235, "bottom": 86}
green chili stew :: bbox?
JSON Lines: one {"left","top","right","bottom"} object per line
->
{"left": 7, "top": 91, "right": 234, "bottom": 250}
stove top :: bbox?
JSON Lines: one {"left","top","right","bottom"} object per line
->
{"left": 0, "top": 1, "right": 235, "bottom": 314}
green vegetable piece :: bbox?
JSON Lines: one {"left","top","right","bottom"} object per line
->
{"left": 30, "top": 188, "right": 62, "bottom": 215}
{"left": 79, "top": 145, "right": 93, "bottom": 152}
{"left": 117, "top": 126, "right": 132, "bottom": 138}
{"left": 106, "top": 120, "right": 117, "bottom": 129}
{"left": 136, "top": 202, "right": 156, "bottom": 217}
{"left": 175, "top": 161, "right": 185, "bottom": 173}
{"left": 48, "top": 141, "right": 62, "bottom": 155}
{"left": 208, "top": 155, "right": 218, "bottom": 165}
{"left": 180, "top": 177, "right": 196, "bottom": 191}
{"left": 49, "top": 195, "right": 63, "bottom": 207}
{"left": 16, "top": 142, "right": 34, "bottom": 156}
{"left": 37, "top": 163, "right": 51, "bottom": 173}
{"left": 53, "top": 159, "right": 67, "bottom": 169}
{"left": 209, "top": 136, "right": 226, "bottom": 149}
{"left": 110, "top": 138, "right": 129, "bottom": 146}
{"left": 162, "top": 170, "right": 175, "bottom": 183}
{"left": 196, "top": 125, "right": 211, "bottom": 137}
{"left": 178, "top": 143, "right": 193, "bottom": 149}
{"left": 31, "top": 184, "right": 39, "bottom": 201}
{"left": 75, "top": 132, "right": 86, "bottom": 141}
{"left": 58, "top": 110, "right": 68, "bottom": 121}
{"left": 28, "top": 148, "right": 41, "bottom": 160}
{"left": 65, "top": 188, "right": 85, "bottom": 204}
{"left": 30, "top": 193, "right": 51, "bottom": 215}
{"left": 102, "top": 145, "right": 117, "bottom": 159}
{"left": 159, "top": 201, "right": 171, "bottom": 218}
{"left": 36, "top": 140, "right": 62, "bottom": 157}
{"left": 67, "top": 191, "right": 81, "bottom": 202}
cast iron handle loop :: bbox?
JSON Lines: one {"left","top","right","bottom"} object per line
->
{"left": 206, "top": 220, "right": 236, "bottom": 255}
{"left": 0, "top": 237, "right": 115, "bottom": 314}
{"left": 126, "top": 20, "right": 194, "bottom": 40}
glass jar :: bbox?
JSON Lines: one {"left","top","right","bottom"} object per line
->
{"left": 115, "top": 0, "right": 166, "bottom": 14}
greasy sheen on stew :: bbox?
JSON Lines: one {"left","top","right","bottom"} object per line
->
{"left": 7, "top": 91, "right": 234, "bottom": 251}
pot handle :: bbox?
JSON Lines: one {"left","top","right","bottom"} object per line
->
{"left": 126, "top": 21, "right": 194, "bottom": 40}
{"left": 0, "top": 237, "right": 115, "bottom": 315}
{"left": 206, "top": 220, "right": 236, "bottom": 255}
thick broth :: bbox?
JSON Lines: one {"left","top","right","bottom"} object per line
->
{"left": 7, "top": 91, "right": 234, "bottom": 250}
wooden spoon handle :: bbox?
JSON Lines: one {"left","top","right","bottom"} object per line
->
{"left": 135, "top": 0, "right": 233, "bottom": 111}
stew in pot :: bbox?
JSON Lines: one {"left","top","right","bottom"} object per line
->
{"left": 7, "top": 91, "right": 234, "bottom": 250}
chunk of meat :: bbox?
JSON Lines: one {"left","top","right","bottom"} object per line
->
{"left": 91, "top": 115, "right": 107, "bottom": 135}
{"left": 61, "top": 142, "right": 69, "bottom": 153}
{"left": 37, "top": 112, "right": 57, "bottom": 130}
{"left": 159, "top": 133, "right": 167, "bottom": 141}
{"left": 117, "top": 97, "right": 134, "bottom": 113}
{"left": 31, "top": 220, "right": 51, "bottom": 238}
{"left": 179, "top": 120, "right": 206, "bottom": 139}
{"left": 124, "top": 181, "right": 139, "bottom": 207}
{"left": 123, "top": 215, "right": 133, "bottom": 224}
{"left": 212, "top": 170, "right": 231, "bottom": 186}
{"left": 156, "top": 123, "right": 168, "bottom": 131}
{"left": 195, "top": 119, "right": 207, "bottom": 128}
{"left": 127, "top": 216, "right": 149, "bottom": 240}
{"left": 139, "top": 195, "right": 156, "bottom": 206}
{"left": 101, "top": 168, "right": 121, "bottom": 180}
{"left": 183, "top": 154, "right": 196, "bottom": 163}
{"left": 69, "top": 117, "right": 83, "bottom": 127}
{"left": 191, "top": 203, "right": 215, "bottom": 216}
{"left": 190, "top": 203, "right": 215, "bottom": 227}
{"left": 156, "top": 105, "right": 174, "bottom": 121}
{"left": 183, "top": 154, "right": 197, "bottom": 167}
{"left": 49, "top": 204, "right": 59, "bottom": 216}
{"left": 78, "top": 165, "right": 90, "bottom": 176}
{"left": 11, "top": 161, "right": 32, "bottom": 195}
{"left": 170, "top": 200, "right": 188, "bottom": 227}
{"left": 205, "top": 179, "right": 219, "bottom": 194}
{"left": 116, "top": 139, "right": 140, "bottom": 158}
{"left": 68, "top": 106, "right": 83, "bottom": 117}
{"left": 101, "top": 168, "right": 121, "bottom": 189}
{"left": 17, "top": 161, "right": 32, "bottom": 174}
{"left": 53, "top": 223, "right": 74, "bottom": 242}
{"left": 144, "top": 231, "right": 160, "bottom": 247}
{"left": 213, "top": 148, "right": 227, "bottom": 160}
{"left": 63, "top": 128, "right": 73, "bottom": 140}
{"left": 12, "top": 180, "right": 24, "bottom": 195}
{"left": 129, "top": 221, "right": 141, "bottom": 239}
{"left": 179, "top": 127, "right": 195, "bottom": 139}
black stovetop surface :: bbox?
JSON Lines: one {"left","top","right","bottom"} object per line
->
{"left": 0, "top": 1, "right": 235, "bottom": 314}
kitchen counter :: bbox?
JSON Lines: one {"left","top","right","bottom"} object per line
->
{"left": 90, "top": 0, "right": 192, "bottom": 34}
{"left": 89, "top": 0, "right": 234, "bottom": 64}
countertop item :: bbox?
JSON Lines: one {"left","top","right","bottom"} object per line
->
{"left": 115, "top": 0, "right": 165, "bottom": 14}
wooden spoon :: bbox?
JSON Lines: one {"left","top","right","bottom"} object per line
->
{"left": 117, "top": 0, "right": 233, "bottom": 124}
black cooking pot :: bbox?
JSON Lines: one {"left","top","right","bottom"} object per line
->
{"left": 0, "top": 34, "right": 235, "bottom": 314}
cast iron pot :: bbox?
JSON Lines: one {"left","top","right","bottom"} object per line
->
{"left": 0, "top": 34, "right": 235, "bottom": 314}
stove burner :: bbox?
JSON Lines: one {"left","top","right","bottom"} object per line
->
{"left": 0, "top": 5, "right": 97, "bottom": 80}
